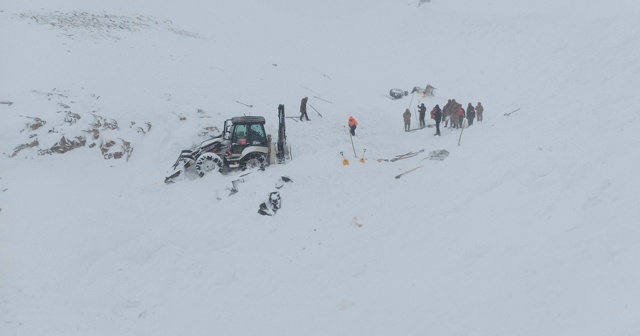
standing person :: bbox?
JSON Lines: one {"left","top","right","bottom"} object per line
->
{"left": 431, "top": 104, "right": 442, "bottom": 136}
{"left": 458, "top": 105, "right": 465, "bottom": 128}
{"left": 299, "top": 96, "right": 310, "bottom": 121}
{"left": 417, "top": 103, "right": 427, "bottom": 128}
{"left": 466, "top": 103, "right": 476, "bottom": 126}
{"left": 442, "top": 99, "right": 452, "bottom": 128}
{"left": 348, "top": 116, "right": 358, "bottom": 136}
{"left": 403, "top": 109, "right": 411, "bottom": 132}
{"left": 475, "top": 102, "right": 484, "bottom": 122}
{"left": 450, "top": 99, "right": 461, "bottom": 128}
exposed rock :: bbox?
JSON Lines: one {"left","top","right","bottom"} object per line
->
{"left": 100, "top": 138, "right": 133, "bottom": 161}
{"left": 131, "top": 121, "right": 152, "bottom": 134}
{"left": 64, "top": 112, "right": 81, "bottom": 124}
{"left": 28, "top": 117, "right": 46, "bottom": 131}
{"left": 91, "top": 114, "right": 119, "bottom": 130}
{"left": 11, "top": 140, "right": 39, "bottom": 157}
{"left": 40, "top": 136, "right": 86, "bottom": 155}
{"left": 101, "top": 140, "right": 116, "bottom": 156}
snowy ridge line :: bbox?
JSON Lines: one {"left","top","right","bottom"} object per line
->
{"left": 16, "top": 10, "right": 203, "bottom": 39}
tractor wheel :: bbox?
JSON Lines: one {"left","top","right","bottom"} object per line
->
{"left": 240, "top": 152, "right": 267, "bottom": 171}
{"left": 195, "top": 153, "right": 223, "bottom": 177}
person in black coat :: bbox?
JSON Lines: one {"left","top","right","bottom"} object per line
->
{"left": 299, "top": 97, "right": 310, "bottom": 121}
{"left": 466, "top": 103, "right": 476, "bottom": 126}
{"left": 431, "top": 105, "right": 442, "bottom": 136}
{"left": 417, "top": 103, "right": 427, "bottom": 128}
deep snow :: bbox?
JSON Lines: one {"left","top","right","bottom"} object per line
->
{"left": 1, "top": 0, "right": 640, "bottom": 335}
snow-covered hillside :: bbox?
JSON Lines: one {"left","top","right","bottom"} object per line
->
{"left": 1, "top": 0, "right": 640, "bottom": 335}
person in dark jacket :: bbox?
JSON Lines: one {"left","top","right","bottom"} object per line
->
{"left": 417, "top": 103, "right": 427, "bottom": 128}
{"left": 431, "top": 105, "right": 442, "bottom": 136}
{"left": 466, "top": 103, "right": 476, "bottom": 126}
{"left": 299, "top": 96, "right": 309, "bottom": 121}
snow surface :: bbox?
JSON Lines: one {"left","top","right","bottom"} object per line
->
{"left": 1, "top": 0, "right": 640, "bottom": 335}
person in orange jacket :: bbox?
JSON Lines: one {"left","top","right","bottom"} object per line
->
{"left": 348, "top": 116, "right": 358, "bottom": 136}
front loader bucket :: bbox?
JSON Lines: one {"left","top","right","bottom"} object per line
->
{"left": 164, "top": 149, "right": 195, "bottom": 183}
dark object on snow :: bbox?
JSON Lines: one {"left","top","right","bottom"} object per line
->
{"left": 300, "top": 97, "right": 310, "bottom": 121}
{"left": 309, "top": 104, "right": 323, "bottom": 118}
{"left": 258, "top": 191, "right": 281, "bottom": 216}
{"left": 276, "top": 176, "right": 293, "bottom": 189}
{"left": 504, "top": 107, "right": 521, "bottom": 116}
{"left": 411, "top": 84, "right": 436, "bottom": 97}
{"left": 395, "top": 166, "right": 422, "bottom": 179}
{"left": 236, "top": 101, "right": 253, "bottom": 108}
{"left": 427, "top": 149, "right": 449, "bottom": 161}
{"left": 277, "top": 105, "right": 290, "bottom": 163}
{"left": 389, "top": 88, "right": 408, "bottom": 100}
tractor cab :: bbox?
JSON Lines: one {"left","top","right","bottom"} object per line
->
{"left": 223, "top": 116, "right": 268, "bottom": 166}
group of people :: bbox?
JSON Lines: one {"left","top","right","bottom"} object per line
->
{"left": 401, "top": 100, "right": 484, "bottom": 136}
{"left": 440, "top": 99, "right": 484, "bottom": 129}
{"left": 298, "top": 96, "right": 482, "bottom": 139}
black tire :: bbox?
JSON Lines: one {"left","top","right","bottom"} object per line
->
{"left": 195, "top": 153, "right": 223, "bottom": 177}
{"left": 240, "top": 152, "right": 267, "bottom": 171}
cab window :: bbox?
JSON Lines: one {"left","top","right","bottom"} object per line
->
{"left": 249, "top": 124, "right": 266, "bottom": 145}
{"left": 232, "top": 125, "right": 248, "bottom": 145}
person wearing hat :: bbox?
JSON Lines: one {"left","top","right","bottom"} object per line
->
{"left": 417, "top": 103, "right": 427, "bottom": 128}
